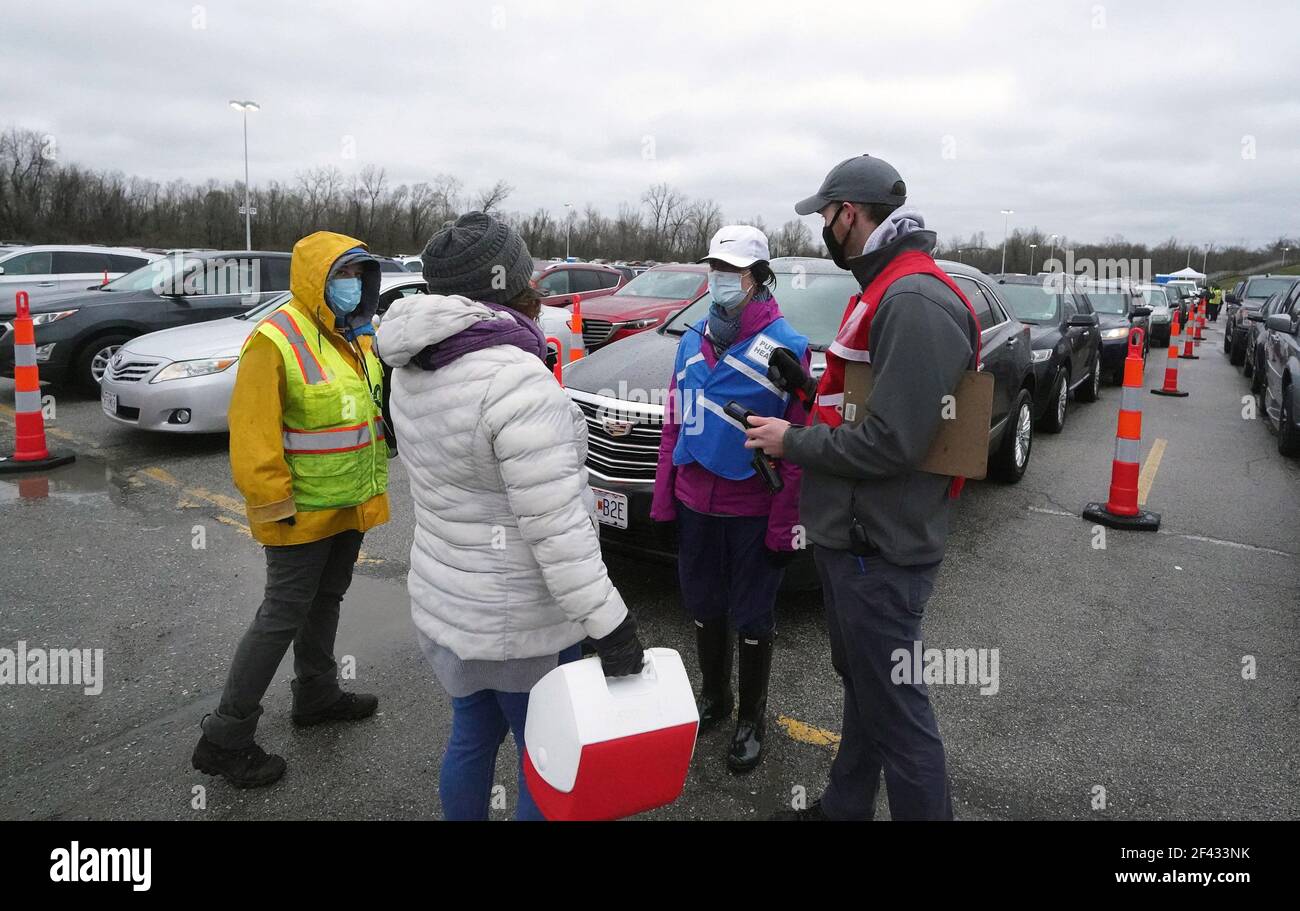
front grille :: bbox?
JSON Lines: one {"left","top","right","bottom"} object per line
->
{"left": 582, "top": 319, "right": 615, "bottom": 349}
{"left": 107, "top": 357, "right": 162, "bottom": 383}
{"left": 570, "top": 392, "right": 662, "bottom": 482}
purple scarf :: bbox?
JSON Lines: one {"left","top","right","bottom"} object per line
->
{"left": 414, "top": 301, "right": 547, "bottom": 371}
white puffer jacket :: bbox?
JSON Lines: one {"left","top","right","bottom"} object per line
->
{"left": 378, "top": 294, "right": 628, "bottom": 661}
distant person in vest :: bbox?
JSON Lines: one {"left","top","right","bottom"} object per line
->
{"left": 376, "top": 212, "right": 644, "bottom": 821}
{"left": 744, "top": 155, "right": 980, "bottom": 820}
{"left": 192, "top": 231, "right": 391, "bottom": 789}
{"left": 650, "top": 225, "right": 810, "bottom": 773}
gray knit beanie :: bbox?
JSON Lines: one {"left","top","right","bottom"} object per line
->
{"left": 421, "top": 211, "right": 533, "bottom": 305}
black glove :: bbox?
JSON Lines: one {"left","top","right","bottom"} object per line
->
{"left": 592, "top": 614, "right": 645, "bottom": 677}
{"left": 765, "top": 547, "right": 797, "bottom": 569}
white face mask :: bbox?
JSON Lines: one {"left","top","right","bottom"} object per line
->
{"left": 708, "top": 270, "right": 747, "bottom": 314}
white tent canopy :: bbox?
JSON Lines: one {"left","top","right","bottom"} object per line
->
{"left": 1168, "top": 266, "right": 1206, "bottom": 280}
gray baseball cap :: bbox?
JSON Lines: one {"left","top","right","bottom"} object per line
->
{"left": 794, "top": 154, "right": 907, "bottom": 216}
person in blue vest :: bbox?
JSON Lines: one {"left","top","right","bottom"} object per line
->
{"left": 651, "top": 225, "right": 810, "bottom": 772}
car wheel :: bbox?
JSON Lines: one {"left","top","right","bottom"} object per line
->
{"left": 1229, "top": 332, "right": 1246, "bottom": 366}
{"left": 1279, "top": 385, "right": 1300, "bottom": 458}
{"left": 1250, "top": 352, "right": 1265, "bottom": 394}
{"left": 1243, "top": 348, "right": 1254, "bottom": 377}
{"left": 73, "top": 334, "right": 133, "bottom": 395}
{"left": 1077, "top": 355, "right": 1101, "bottom": 402}
{"left": 1222, "top": 328, "right": 1232, "bottom": 354}
{"left": 991, "top": 389, "right": 1033, "bottom": 483}
{"left": 1038, "top": 367, "right": 1068, "bottom": 433}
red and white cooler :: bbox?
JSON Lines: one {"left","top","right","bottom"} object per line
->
{"left": 523, "top": 647, "right": 699, "bottom": 821}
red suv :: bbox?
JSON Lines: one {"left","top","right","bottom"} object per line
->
{"left": 569, "top": 263, "right": 708, "bottom": 349}
{"left": 533, "top": 262, "right": 627, "bottom": 308}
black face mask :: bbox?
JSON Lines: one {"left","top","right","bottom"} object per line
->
{"left": 822, "top": 203, "right": 849, "bottom": 270}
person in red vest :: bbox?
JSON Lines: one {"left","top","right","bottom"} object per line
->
{"left": 743, "top": 155, "right": 980, "bottom": 821}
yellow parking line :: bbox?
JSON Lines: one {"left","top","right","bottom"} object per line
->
{"left": 0, "top": 402, "right": 84, "bottom": 445}
{"left": 777, "top": 715, "right": 841, "bottom": 749}
{"left": 1137, "top": 438, "right": 1167, "bottom": 506}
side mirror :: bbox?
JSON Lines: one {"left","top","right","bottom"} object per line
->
{"left": 1131, "top": 306, "right": 1152, "bottom": 319}
{"left": 0, "top": 266, "right": 6, "bottom": 275}
{"left": 1247, "top": 311, "right": 1265, "bottom": 322}
{"left": 1225, "top": 294, "right": 1238, "bottom": 304}
{"left": 1068, "top": 313, "right": 1098, "bottom": 328}
{"left": 1266, "top": 313, "right": 1294, "bottom": 334}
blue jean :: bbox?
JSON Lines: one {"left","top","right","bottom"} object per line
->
{"left": 439, "top": 646, "right": 581, "bottom": 821}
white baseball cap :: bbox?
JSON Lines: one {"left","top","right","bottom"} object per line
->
{"left": 697, "top": 225, "right": 770, "bottom": 269}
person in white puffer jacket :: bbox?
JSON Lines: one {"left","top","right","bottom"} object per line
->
{"left": 377, "top": 212, "right": 644, "bottom": 821}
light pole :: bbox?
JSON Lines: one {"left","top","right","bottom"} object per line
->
{"left": 1029, "top": 243, "right": 1038, "bottom": 274}
{"left": 1000, "top": 209, "right": 1014, "bottom": 274}
{"left": 1047, "top": 233, "right": 1058, "bottom": 270}
{"left": 1285, "top": 247, "right": 1291, "bottom": 268}
{"left": 564, "top": 202, "right": 573, "bottom": 260}
{"left": 1202, "top": 243, "right": 1211, "bottom": 274}
{"left": 229, "top": 100, "right": 259, "bottom": 251}
{"left": 955, "top": 248, "right": 964, "bottom": 264}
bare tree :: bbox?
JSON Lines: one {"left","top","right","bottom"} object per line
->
{"left": 474, "top": 179, "right": 514, "bottom": 214}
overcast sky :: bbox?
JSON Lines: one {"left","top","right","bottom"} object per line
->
{"left": 5, "top": 0, "right": 1298, "bottom": 251}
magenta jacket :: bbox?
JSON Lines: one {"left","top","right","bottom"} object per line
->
{"left": 650, "top": 296, "right": 810, "bottom": 552}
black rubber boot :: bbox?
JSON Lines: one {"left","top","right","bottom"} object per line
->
{"left": 694, "top": 620, "right": 734, "bottom": 730}
{"left": 727, "top": 634, "right": 773, "bottom": 773}
{"left": 291, "top": 691, "right": 379, "bottom": 727}
{"left": 770, "top": 799, "right": 829, "bottom": 821}
{"left": 191, "top": 735, "right": 286, "bottom": 789}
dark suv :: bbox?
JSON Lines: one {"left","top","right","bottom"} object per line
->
{"left": 1076, "top": 281, "right": 1152, "bottom": 383}
{"left": 1245, "top": 281, "right": 1300, "bottom": 392}
{"left": 992, "top": 274, "right": 1102, "bottom": 433}
{"left": 0, "top": 251, "right": 292, "bottom": 393}
{"left": 1261, "top": 281, "right": 1300, "bottom": 456}
{"left": 1226, "top": 275, "right": 1297, "bottom": 366}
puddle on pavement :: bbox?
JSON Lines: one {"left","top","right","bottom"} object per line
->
{"left": 0, "top": 457, "right": 133, "bottom": 506}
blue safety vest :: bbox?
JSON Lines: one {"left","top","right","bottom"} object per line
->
{"left": 671, "top": 316, "right": 809, "bottom": 480}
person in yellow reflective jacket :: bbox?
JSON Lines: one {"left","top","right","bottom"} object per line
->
{"left": 192, "top": 231, "right": 391, "bottom": 789}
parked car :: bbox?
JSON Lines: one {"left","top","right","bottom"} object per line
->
{"left": 397, "top": 255, "right": 423, "bottom": 272}
{"left": 1135, "top": 284, "right": 1176, "bottom": 345}
{"left": 992, "top": 274, "right": 1102, "bottom": 432}
{"left": 0, "top": 245, "right": 161, "bottom": 300}
{"left": 1245, "top": 282, "right": 1300, "bottom": 391}
{"left": 98, "top": 274, "right": 429, "bottom": 433}
{"left": 1077, "top": 281, "right": 1152, "bottom": 383}
{"left": 1226, "top": 275, "right": 1298, "bottom": 365}
{"left": 0, "top": 251, "right": 293, "bottom": 393}
{"left": 533, "top": 262, "right": 628, "bottom": 308}
{"left": 562, "top": 258, "right": 1036, "bottom": 577}
{"left": 568, "top": 263, "right": 708, "bottom": 350}
{"left": 1261, "top": 282, "right": 1300, "bottom": 456}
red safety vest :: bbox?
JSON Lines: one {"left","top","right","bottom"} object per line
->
{"left": 812, "top": 250, "right": 981, "bottom": 496}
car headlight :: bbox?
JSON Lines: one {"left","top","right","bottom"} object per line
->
{"left": 1101, "top": 327, "right": 1130, "bottom": 340}
{"left": 615, "top": 317, "right": 660, "bottom": 330}
{"left": 1031, "top": 349, "right": 1053, "bottom": 363}
{"left": 150, "top": 356, "right": 239, "bottom": 383}
{"left": 30, "top": 309, "right": 79, "bottom": 326}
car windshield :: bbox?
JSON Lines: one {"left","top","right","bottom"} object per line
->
{"left": 100, "top": 257, "right": 177, "bottom": 293}
{"left": 997, "top": 282, "right": 1060, "bottom": 323}
{"left": 614, "top": 269, "right": 704, "bottom": 300}
{"left": 1087, "top": 291, "right": 1130, "bottom": 314}
{"left": 1138, "top": 287, "right": 1170, "bottom": 308}
{"left": 664, "top": 268, "right": 859, "bottom": 349}
{"left": 1244, "top": 278, "right": 1293, "bottom": 301}
{"left": 235, "top": 291, "right": 291, "bottom": 320}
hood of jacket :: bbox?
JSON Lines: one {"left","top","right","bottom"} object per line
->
{"left": 288, "top": 230, "right": 380, "bottom": 337}
{"left": 844, "top": 214, "right": 938, "bottom": 290}
{"left": 376, "top": 293, "right": 546, "bottom": 369}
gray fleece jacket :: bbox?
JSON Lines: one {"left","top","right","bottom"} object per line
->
{"left": 783, "top": 229, "right": 977, "bottom": 565}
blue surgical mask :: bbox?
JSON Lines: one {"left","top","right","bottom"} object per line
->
{"left": 326, "top": 276, "right": 362, "bottom": 315}
{"left": 708, "top": 271, "right": 747, "bottom": 315}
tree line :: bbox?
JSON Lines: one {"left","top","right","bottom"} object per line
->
{"left": 0, "top": 127, "right": 1292, "bottom": 277}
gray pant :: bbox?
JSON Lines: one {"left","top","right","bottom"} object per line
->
{"left": 202, "top": 530, "right": 363, "bottom": 749}
{"left": 815, "top": 545, "right": 953, "bottom": 821}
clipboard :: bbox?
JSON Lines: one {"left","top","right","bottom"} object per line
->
{"left": 841, "top": 361, "right": 994, "bottom": 479}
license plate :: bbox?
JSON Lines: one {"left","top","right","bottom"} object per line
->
{"left": 592, "top": 487, "right": 628, "bottom": 529}
{"left": 101, "top": 389, "right": 117, "bottom": 415}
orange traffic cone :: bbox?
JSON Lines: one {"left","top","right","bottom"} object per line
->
{"left": 1152, "top": 313, "right": 1189, "bottom": 397}
{"left": 1193, "top": 300, "right": 1206, "bottom": 343}
{"left": 1, "top": 291, "right": 76, "bottom": 473}
{"left": 1084, "top": 326, "right": 1160, "bottom": 531}
{"left": 1180, "top": 305, "right": 1199, "bottom": 359}
{"left": 101, "top": 269, "right": 109, "bottom": 286}
{"left": 568, "top": 294, "right": 586, "bottom": 363}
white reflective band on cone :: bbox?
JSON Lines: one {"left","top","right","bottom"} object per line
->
{"left": 14, "top": 390, "right": 42, "bottom": 413}
{"left": 1120, "top": 386, "right": 1144, "bottom": 412}
{"left": 1114, "top": 436, "right": 1141, "bottom": 464}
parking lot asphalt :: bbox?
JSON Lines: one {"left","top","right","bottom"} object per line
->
{"left": 1, "top": 322, "right": 1296, "bottom": 821}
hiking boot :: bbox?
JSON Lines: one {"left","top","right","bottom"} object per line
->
{"left": 291, "top": 691, "right": 379, "bottom": 727}
{"left": 191, "top": 735, "right": 286, "bottom": 789}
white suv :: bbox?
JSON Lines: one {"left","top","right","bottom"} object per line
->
{"left": 0, "top": 245, "right": 161, "bottom": 299}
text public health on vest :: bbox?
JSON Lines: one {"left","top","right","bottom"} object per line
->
{"left": 0, "top": 641, "right": 105, "bottom": 695}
